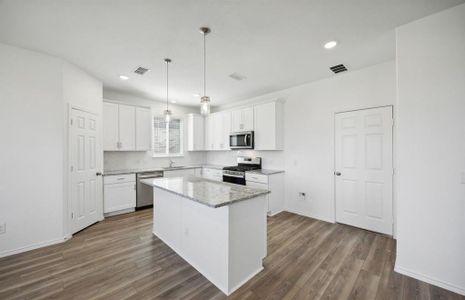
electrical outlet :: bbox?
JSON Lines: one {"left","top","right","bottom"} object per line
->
{"left": 0, "top": 223, "right": 6, "bottom": 235}
{"left": 299, "top": 192, "right": 306, "bottom": 201}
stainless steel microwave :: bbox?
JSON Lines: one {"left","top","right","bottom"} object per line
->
{"left": 230, "top": 131, "right": 254, "bottom": 149}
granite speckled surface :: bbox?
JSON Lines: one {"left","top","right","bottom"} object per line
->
{"left": 140, "top": 176, "right": 270, "bottom": 208}
{"left": 104, "top": 164, "right": 225, "bottom": 176}
{"left": 246, "top": 169, "right": 285, "bottom": 175}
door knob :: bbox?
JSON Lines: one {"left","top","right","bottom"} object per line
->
{"left": 96, "top": 172, "right": 103, "bottom": 176}
{"left": 334, "top": 171, "right": 341, "bottom": 176}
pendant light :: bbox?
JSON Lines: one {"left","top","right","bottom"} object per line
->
{"left": 199, "top": 27, "right": 211, "bottom": 115}
{"left": 163, "top": 58, "right": 172, "bottom": 123}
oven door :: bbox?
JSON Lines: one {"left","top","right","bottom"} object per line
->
{"left": 223, "top": 174, "right": 246, "bottom": 185}
{"left": 229, "top": 132, "right": 254, "bottom": 149}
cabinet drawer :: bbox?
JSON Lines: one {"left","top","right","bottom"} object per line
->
{"left": 245, "top": 173, "right": 268, "bottom": 184}
{"left": 104, "top": 174, "right": 136, "bottom": 184}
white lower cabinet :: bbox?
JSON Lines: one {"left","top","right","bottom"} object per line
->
{"left": 202, "top": 167, "right": 223, "bottom": 181}
{"left": 246, "top": 172, "right": 284, "bottom": 216}
{"left": 163, "top": 168, "right": 198, "bottom": 178}
{"left": 103, "top": 174, "right": 136, "bottom": 214}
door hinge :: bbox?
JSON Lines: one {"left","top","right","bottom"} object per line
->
{"left": 70, "top": 118, "right": 73, "bottom": 126}
{"left": 71, "top": 212, "right": 74, "bottom": 219}
{"left": 70, "top": 166, "right": 74, "bottom": 172}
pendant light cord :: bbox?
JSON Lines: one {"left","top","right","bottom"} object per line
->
{"left": 166, "top": 60, "right": 169, "bottom": 110}
{"left": 203, "top": 31, "right": 206, "bottom": 96}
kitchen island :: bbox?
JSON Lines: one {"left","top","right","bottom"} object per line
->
{"left": 141, "top": 176, "right": 270, "bottom": 295}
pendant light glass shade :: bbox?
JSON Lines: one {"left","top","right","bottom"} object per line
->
{"left": 164, "top": 109, "right": 172, "bottom": 122}
{"left": 199, "top": 27, "right": 211, "bottom": 115}
{"left": 164, "top": 58, "right": 172, "bottom": 123}
{"left": 200, "top": 96, "right": 210, "bottom": 115}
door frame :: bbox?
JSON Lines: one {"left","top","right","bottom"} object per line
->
{"left": 65, "top": 104, "right": 104, "bottom": 238}
{"left": 332, "top": 104, "right": 396, "bottom": 237}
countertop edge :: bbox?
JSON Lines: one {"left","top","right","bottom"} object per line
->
{"left": 141, "top": 178, "right": 270, "bottom": 208}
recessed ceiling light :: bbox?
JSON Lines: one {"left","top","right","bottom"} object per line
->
{"left": 324, "top": 40, "right": 338, "bottom": 49}
{"left": 193, "top": 93, "right": 200, "bottom": 97}
{"left": 119, "top": 75, "right": 129, "bottom": 80}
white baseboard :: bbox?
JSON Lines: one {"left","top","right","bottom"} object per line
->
{"left": 394, "top": 264, "right": 465, "bottom": 296}
{"left": 284, "top": 208, "right": 335, "bottom": 224}
{"left": 104, "top": 208, "right": 135, "bottom": 217}
{"left": 227, "top": 266, "right": 264, "bottom": 296}
{"left": 0, "top": 237, "right": 66, "bottom": 258}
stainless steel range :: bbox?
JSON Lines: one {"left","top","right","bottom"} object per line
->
{"left": 223, "top": 156, "right": 261, "bottom": 185}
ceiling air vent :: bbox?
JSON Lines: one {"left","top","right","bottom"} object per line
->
{"left": 229, "top": 72, "right": 247, "bottom": 81}
{"left": 134, "top": 67, "right": 150, "bottom": 75}
{"left": 330, "top": 64, "right": 347, "bottom": 74}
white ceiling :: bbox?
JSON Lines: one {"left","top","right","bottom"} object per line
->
{"left": 0, "top": 0, "right": 463, "bottom": 106}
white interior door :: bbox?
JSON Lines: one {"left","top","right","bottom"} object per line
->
{"left": 335, "top": 106, "right": 393, "bottom": 235}
{"left": 70, "top": 108, "right": 102, "bottom": 234}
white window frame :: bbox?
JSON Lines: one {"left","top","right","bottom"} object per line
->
{"left": 152, "top": 115, "right": 184, "bottom": 158}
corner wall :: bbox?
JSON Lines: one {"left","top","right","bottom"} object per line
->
{"left": 0, "top": 43, "right": 65, "bottom": 255}
{"left": 395, "top": 3, "right": 465, "bottom": 295}
{"left": 208, "top": 61, "right": 396, "bottom": 222}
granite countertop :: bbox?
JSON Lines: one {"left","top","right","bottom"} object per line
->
{"left": 140, "top": 175, "right": 270, "bottom": 208}
{"left": 103, "top": 164, "right": 226, "bottom": 176}
{"left": 246, "top": 169, "right": 285, "bottom": 175}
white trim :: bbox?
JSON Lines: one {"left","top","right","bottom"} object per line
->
{"left": 394, "top": 265, "right": 465, "bottom": 296}
{"left": 103, "top": 99, "right": 151, "bottom": 110}
{"left": 226, "top": 267, "right": 264, "bottom": 296}
{"left": 0, "top": 237, "right": 66, "bottom": 258}
{"left": 284, "top": 208, "right": 335, "bottom": 224}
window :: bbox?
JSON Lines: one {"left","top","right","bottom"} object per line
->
{"left": 152, "top": 116, "right": 183, "bottom": 157}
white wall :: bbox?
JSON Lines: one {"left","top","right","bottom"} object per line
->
{"left": 0, "top": 43, "right": 103, "bottom": 256}
{"left": 208, "top": 61, "right": 396, "bottom": 222}
{"left": 0, "top": 43, "right": 65, "bottom": 256}
{"left": 102, "top": 89, "right": 206, "bottom": 171}
{"left": 395, "top": 4, "right": 465, "bottom": 295}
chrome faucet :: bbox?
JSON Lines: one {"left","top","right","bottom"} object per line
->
{"left": 169, "top": 159, "right": 175, "bottom": 168}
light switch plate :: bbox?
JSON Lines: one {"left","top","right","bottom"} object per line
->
{"left": 461, "top": 172, "right": 465, "bottom": 184}
{"left": 0, "top": 223, "right": 6, "bottom": 234}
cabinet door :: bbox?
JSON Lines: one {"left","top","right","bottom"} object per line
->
{"left": 118, "top": 104, "right": 136, "bottom": 151}
{"left": 242, "top": 107, "right": 254, "bottom": 131}
{"left": 231, "top": 109, "right": 242, "bottom": 133}
{"left": 254, "top": 102, "right": 275, "bottom": 150}
{"left": 187, "top": 114, "right": 205, "bottom": 151}
{"left": 103, "top": 102, "right": 119, "bottom": 151}
{"left": 135, "top": 107, "right": 152, "bottom": 151}
{"left": 204, "top": 115, "right": 214, "bottom": 150}
{"left": 104, "top": 182, "right": 136, "bottom": 213}
{"left": 246, "top": 181, "right": 270, "bottom": 215}
{"left": 212, "top": 113, "right": 223, "bottom": 150}
{"left": 222, "top": 111, "right": 231, "bottom": 150}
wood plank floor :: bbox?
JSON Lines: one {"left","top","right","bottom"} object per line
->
{"left": 0, "top": 209, "right": 462, "bottom": 300}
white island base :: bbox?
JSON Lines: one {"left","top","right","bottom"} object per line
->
{"left": 153, "top": 187, "right": 267, "bottom": 296}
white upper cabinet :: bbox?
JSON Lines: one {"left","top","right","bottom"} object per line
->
{"left": 103, "top": 101, "right": 152, "bottom": 152}
{"left": 231, "top": 107, "right": 254, "bottom": 132}
{"left": 118, "top": 104, "right": 136, "bottom": 151}
{"left": 204, "top": 114, "right": 214, "bottom": 150}
{"left": 103, "top": 102, "right": 119, "bottom": 151}
{"left": 221, "top": 111, "right": 231, "bottom": 150}
{"left": 254, "top": 101, "right": 284, "bottom": 150}
{"left": 135, "top": 107, "right": 152, "bottom": 151}
{"left": 187, "top": 113, "right": 205, "bottom": 151}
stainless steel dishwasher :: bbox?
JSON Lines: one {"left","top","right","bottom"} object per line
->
{"left": 136, "top": 171, "right": 164, "bottom": 208}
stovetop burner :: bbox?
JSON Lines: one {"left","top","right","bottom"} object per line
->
{"left": 223, "top": 165, "right": 261, "bottom": 172}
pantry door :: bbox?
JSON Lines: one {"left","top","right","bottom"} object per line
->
{"left": 335, "top": 106, "right": 393, "bottom": 235}
{"left": 70, "top": 108, "right": 102, "bottom": 234}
